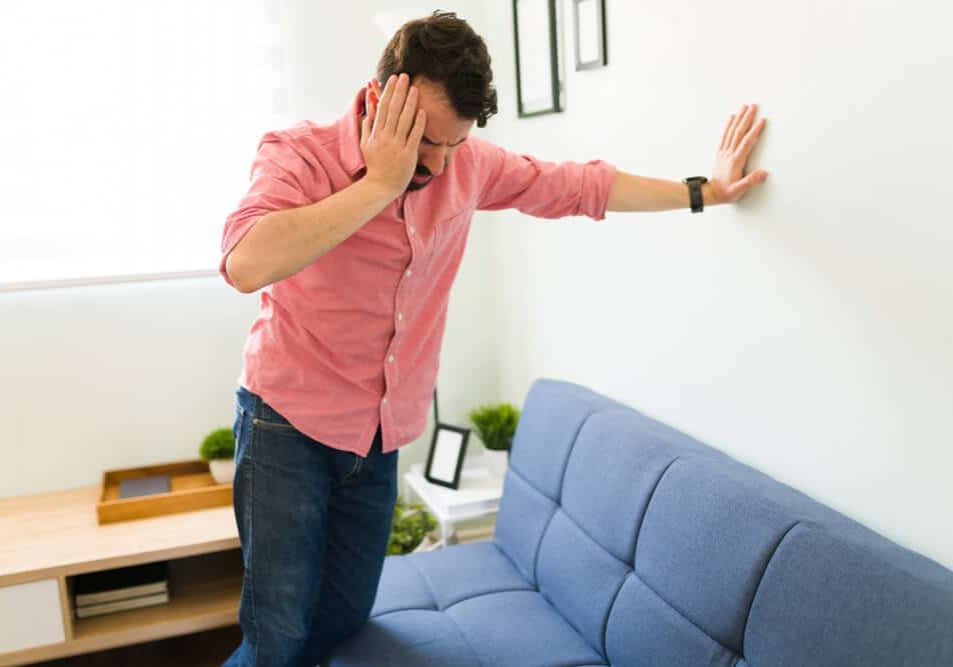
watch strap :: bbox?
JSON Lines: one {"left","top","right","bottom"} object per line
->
{"left": 683, "top": 176, "right": 708, "bottom": 213}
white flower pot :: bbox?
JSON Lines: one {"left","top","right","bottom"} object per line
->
{"left": 209, "top": 459, "right": 235, "bottom": 485}
{"left": 482, "top": 448, "right": 510, "bottom": 474}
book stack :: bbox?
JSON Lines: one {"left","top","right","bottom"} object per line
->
{"left": 73, "top": 561, "right": 170, "bottom": 619}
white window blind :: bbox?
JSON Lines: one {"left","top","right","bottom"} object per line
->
{"left": 0, "top": 1, "right": 290, "bottom": 287}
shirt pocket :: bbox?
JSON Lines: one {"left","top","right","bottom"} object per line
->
{"left": 429, "top": 210, "right": 473, "bottom": 277}
{"left": 433, "top": 210, "right": 472, "bottom": 251}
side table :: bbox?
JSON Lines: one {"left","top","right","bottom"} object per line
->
{"left": 403, "top": 454, "right": 506, "bottom": 548}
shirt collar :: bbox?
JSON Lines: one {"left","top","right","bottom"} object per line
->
{"left": 338, "top": 86, "right": 367, "bottom": 178}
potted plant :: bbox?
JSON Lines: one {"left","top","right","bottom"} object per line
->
{"left": 388, "top": 496, "right": 439, "bottom": 554}
{"left": 468, "top": 402, "right": 520, "bottom": 467}
{"left": 200, "top": 427, "right": 235, "bottom": 484}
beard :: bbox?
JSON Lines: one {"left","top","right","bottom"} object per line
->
{"left": 406, "top": 165, "right": 433, "bottom": 192}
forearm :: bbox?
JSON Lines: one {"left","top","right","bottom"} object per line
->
{"left": 606, "top": 171, "right": 718, "bottom": 213}
{"left": 226, "top": 177, "right": 396, "bottom": 293}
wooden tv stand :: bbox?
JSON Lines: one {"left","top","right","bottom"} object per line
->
{"left": 0, "top": 485, "right": 241, "bottom": 665}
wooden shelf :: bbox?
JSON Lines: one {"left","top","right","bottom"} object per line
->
{"left": 71, "top": 550, "right": 242, "bottom": 647}
{"left": 0, "top": 485, "right": 241, "bottom": 665}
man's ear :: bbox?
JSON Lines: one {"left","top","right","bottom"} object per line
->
{"left": 367, "top": 79, "right": 381, "bottom": 104}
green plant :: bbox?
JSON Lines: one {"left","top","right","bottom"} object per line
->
{"left": 468, "top": 402, "right": 520, "bottom": 452}
{"left": 388, "top": 496, "right": 438, "bottom": 555}
{"left": 199, "top": 427, "right": 235, "bottom": 461}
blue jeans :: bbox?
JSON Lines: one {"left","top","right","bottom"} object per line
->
{"left": 224, "top": 386, "right": 399, "bottom": 666}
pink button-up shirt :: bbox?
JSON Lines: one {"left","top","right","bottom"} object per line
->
{"left": 219, "top": 87, "right": 617, "bottom": 456}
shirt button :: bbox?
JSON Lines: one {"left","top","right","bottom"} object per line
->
{"left": 409, "top": 226, "right": 415, "bottom": 235}
{"left": 406, "top": 269, "right": 412, "bottom": 277}
{"left": 397, "top": 312, "right": 403, "bottom": 321}
{"left": 382, "top": 397, "right": 388, "bottom": 404}
{"left": 388, "top": 355, "right": 395, "bottom": 363}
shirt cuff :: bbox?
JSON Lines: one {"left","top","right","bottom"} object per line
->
{"left": 581, "top": 160, "right": 618, "bottom": 221}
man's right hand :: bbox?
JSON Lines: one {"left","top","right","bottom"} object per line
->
{"left": 360, "top": 73, "right": 427, "bottom": 198}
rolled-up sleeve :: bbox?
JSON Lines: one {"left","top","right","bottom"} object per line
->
{"left": 219, "top": 131, "right": 328, "bottom": 287}
{"left": 472, "top": 137, "right": 617, "bottom": 221}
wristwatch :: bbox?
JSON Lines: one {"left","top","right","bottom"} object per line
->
{"left": 682, "top": 176, "right": 709, "bottom": 213}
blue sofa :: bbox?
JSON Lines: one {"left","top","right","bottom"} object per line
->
{"left": 329, "top": 378, "right": 953, "bottom": 666}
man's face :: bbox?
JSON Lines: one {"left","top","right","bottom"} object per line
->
{"left": 368, "top": 76, "right": 475, "bottom": 192}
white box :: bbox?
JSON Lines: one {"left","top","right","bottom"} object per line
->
{"left": 0, "top": 578, "right": 65, "bottom": 653}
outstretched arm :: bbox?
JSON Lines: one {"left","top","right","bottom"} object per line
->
{"left": 607, "top": 104, "right": 769, "bottom": 212}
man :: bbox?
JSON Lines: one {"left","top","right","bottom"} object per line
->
{"left": 219, "top": 10, "right": 767, "bottom": 666}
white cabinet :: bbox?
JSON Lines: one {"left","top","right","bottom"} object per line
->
{"left": 0, "top": 579, "right": 65, "bottom": 653}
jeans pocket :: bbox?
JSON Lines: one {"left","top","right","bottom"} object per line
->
{"left": 252, "top": 399, "right": 298, "bottom": 432}
{"left": 252, "top": 417, "right": 298, "bottom": 432}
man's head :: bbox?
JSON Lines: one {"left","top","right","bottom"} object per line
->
{"left": 368, "top": 11, "right": 497, "bottom": 191}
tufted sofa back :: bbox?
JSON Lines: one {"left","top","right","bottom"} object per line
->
{"left": 493, "top": 378, "right": 953, "bottom": 666}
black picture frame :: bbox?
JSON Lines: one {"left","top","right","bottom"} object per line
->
{"left": 513, "top": 0, "right": 562, "bottom": 118}
{"left": 425, "top": 423, "right": 471, "bottom": 489}
{"left": 573, "top": 0, "right": 607, "bottom": 71}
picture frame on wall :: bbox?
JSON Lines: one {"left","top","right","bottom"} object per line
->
{"left": 513, "top": 0, "right": 562, "bottom": 117}
{"left": 573, "top": 0, "right": 607, "bottom": 70}
{"left": 425, "top": 423, "right": 471, "bottom": 489}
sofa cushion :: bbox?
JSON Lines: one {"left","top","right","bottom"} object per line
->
{"left": 495, "top": 380, "right": 730, "bottom": 591}
{"left": 327, "top": 609, "right": 483, "bottom": 667}
{"left": 744, "top": 524, "right": 953, "bottom": 666}
{"left": 536, "top": 508, "right": 631, "bottom": 655}
{"left": 333, "top": 592, "right": 605, "bottom": 667}
{"left": 534, "top": 409, "right": 685, "bottom": 655}
{"left": 605, "top": 573, "right": 738, "bottom": 667}
{"left": 633, "top": 457, "right": 800, "bottom": 652}
{"left": 370, "top": 541, "right": 533, "bottom": 617}
{"left": 366, "top": 554, "right": 434, "bottom": 617}
{"left": 446, "top": 589, "right": 605, "bottom": 667}
{"left": 333, "top": 542, "right": 603, "bottom": 667}
{"left": 559, "top": 409, "right": 684, "bottom": 563}
{"left": 494, "top": 380, "right": 621, "bottom": 587}
{"left": 489, "top": 467, "right": 558, "bottom": 585}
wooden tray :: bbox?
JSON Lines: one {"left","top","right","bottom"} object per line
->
{"left": 97, "top": 460, "right": 232, "bottom": 525}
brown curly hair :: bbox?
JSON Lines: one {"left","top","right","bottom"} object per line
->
{"left": 376, "top": 11, "right": 498, "bottom": 128}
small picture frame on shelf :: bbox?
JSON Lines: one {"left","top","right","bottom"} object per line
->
{"left": 513, "top": 0, "right": 562, "bottom": 117}
{"left": 425, "top": 423, "right": 470, "bottom": 489}
{"left": 574, "top": 0, "right": 607, "bottom": 71}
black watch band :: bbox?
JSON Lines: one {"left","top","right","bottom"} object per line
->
{"left": 682, "top": 176, "right": 709, "bottom": 213}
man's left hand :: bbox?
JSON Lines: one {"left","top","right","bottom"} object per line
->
{"left": 709, "top": 104, "right": 769, "bottom": 205}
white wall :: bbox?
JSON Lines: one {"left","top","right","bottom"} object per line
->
{"left": 480, "top": 0, "right": 953, "bottom": 570}
{"left": 0, "top": 278, "right": 256, "bottom": 497}
{"left": 0, "top": 0, "right": 496, "bottom": 499}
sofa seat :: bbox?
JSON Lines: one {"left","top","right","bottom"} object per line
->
{"left": 329, "top": 541, "right": 606, "bottom": 667}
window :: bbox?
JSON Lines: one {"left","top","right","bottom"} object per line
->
{"left": 0, "top": 1, "right": 290, "bottom": 288}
